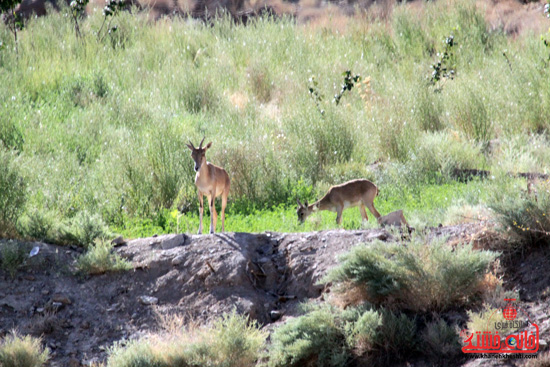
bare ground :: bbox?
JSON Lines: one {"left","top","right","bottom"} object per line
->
{"left": 1, "top": 223, "right": 549, "bottom": 366}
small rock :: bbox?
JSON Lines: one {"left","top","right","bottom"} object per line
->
{"left": 540, "top": 339, "right": 548, "bottom": 351}
{"left": 172, "top": 255, "right": 185, "bottom": 266}
{"left": 112, "top": 236, "right": 126, "bottom": 246}
{"left": 24, "top": 275, "right": 36, "bottom": 281}
{"left": 41, "top": 289, "right": 50, "bottom": 295}
{"left": 138, "top": 296, "right": 158, "bottom": 305}
{"left": 161, "top": 234, "right": 187, "bottom": 250}
{"left": 30, "top": 287, "right": 35, "bottom": 292}
{"left": 80, "top": 321, "right": 90, "bottom": 330}
{"left": 366, "top": 231, "right": 388, "bottom": 241}
{"left": 270, "top": 310, "right": 282, "bottom": 321}
{"left": 68, "top": 358, "right": 80, "bottom": 367}
{"left": 36, "top": 307, "right": 45, "bottom": 313}
{"left": 52, "top": 294, "right": 72, "bottom": 305}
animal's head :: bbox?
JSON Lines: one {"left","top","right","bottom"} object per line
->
{"left": 186, "top": 138, "right": 212, "bottom": 172}
{"left": 296, "top": 198, "right": 312, "bottom": 224}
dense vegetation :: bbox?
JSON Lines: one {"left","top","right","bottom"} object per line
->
{"left": 1, "top": 0, "right": 549, "bottom": 240}
{"left": 1, "top": 2, "right": 550, "bottom": 364}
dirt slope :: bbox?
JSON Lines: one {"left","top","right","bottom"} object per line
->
{"left": 1, "top": 224, "right": 549, "bottom": 366}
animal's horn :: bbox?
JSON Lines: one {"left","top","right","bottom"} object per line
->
{"left": 188, "top": 140, "right": 195, "bottom": 149}
{"left": 199, "top": 137, "right": 205, "bottom": 149}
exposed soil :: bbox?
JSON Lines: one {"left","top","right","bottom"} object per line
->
{"left": 1, "top": 223, "right": 549, "bottom": 366}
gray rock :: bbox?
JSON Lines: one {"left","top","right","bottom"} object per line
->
{"left": 138, "top": 296, "right": 158, "bottom": 305}
{"left": 161, "top": 234, "right": 187, "bottom": 250}
{"left": 172, "top": 255, "right": 185, "bottom": 266}
{"left": 52, "top": 293, "right": 72, "bottom": 305}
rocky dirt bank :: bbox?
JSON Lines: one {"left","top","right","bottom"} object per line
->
{"left": 1, "top": 224, "right": 549, "bottom": 366}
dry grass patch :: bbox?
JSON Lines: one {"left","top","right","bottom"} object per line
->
{"left": 324, "top": 237, "right": 498, "bottom": 312}
{"left": 0, "top": 332, "right": 49, "bottom": 367}
{"left": 106, "top": 312, "right": 267, "bottom": 367}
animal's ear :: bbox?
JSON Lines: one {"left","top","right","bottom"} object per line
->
{"left": 205, "top": 142, "right": 212, "bottom": 150}
{"left": 297, "top": 198, "right": 302, "bottom": 207}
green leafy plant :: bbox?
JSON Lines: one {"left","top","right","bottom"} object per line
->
{"left": 308, "top": 75, "right": 325, "bottom": 115}
{"left": 429, "top": 34, "right": 456, "bottom": 91}
{"left": 97, "top": 0, "right": 127, "bottom": 43}
{"left": 0, "top": 0, "right": 23, "bottom": 53}
{"left": 333, "top": 70, "right": 360, "bottom": 105}
{"left": 69, "top": 0, "right": 89, "bottom": 39}
{"left": 76, "top": 240, "right": 132, "bottom": 275}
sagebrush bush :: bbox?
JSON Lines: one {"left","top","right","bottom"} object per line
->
{"left": 466, "top": 304, "right": 518, "bottom": 336}
{"left": 76, "top": 241, "right": 132, "bottom": 275}
{"left": 324, "top": 237, "right": 498, "bottom": 312}
{"left": 374, "top": 309, "right": 417, "bottom": 360}
{"left": 107, "top": 312, "right": 266, "bottom": 367}
{"left": 58, "top": 211, "right": 111, "bottom": 247}
{"left": 16, "top": 209, "right": 55, "bottom": 242}
{"left": 421, "top": 319, "right": 460, "bottom": 362}
{"left": 268, "top": 306, "right": 348, "bottom": 367}
{"left": 0, "top": 148, "right": 27, "bottom": 237}
{"left": 490, "top": 179, "right": 550, "bottom": 248}
{"left": 268, "top": 304, "right": 420, "bottom": 366}
{"left": 0, "top": 241, "right": 29, "bottom": 277}
{"left": 0, "top": 333, "right": 49, "bottom": 367}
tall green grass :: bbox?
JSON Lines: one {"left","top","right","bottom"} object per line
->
{"left": 1, "top": 1, "right": 549, "bottom": 240}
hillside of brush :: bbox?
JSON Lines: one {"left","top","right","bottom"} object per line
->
{"left": 1, "top": 2, "right": 550, "bottom": 366}
{"left": 1, "top": 0, "right": 550, "bottom": 242}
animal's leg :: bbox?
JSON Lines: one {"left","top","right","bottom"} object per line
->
{"left": 209, "top": 193, "right": 217, "bottom": 234}
{"left": 335, "top": 205, "right": 343, "bottom": 226}
{"left": 221, "top": 190, "right": 228, "bottom": 232}
{"left": 364, "top": 196, "right": 381, "bottom": 220}
{"left": 198, "top": 191, "right": 204, "bottom": 234}
{"left": 360, "top": 204, "right": 368, "bottom": 222}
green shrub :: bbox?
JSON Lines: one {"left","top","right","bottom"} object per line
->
{"left": 0, "top": 241, "right": 29, "bottom": 277}
{"left": 0, "top": 149, "right": 26, "bottom": 237}
{"left": 344, "top": 309, "right": 382, "bottom": 353}
{"left": 421, "top": 319, "right": 460, "bottom": 362}
{"left": 0, "top": 109, "right": 25, "bottom": 152}
{"left": 451, "top": 88, "right": 492, "bottom": 147}
{"left": 59, "top": 210, "right": 111, "bottom": 247}
{"left": 0, "top": 333, "right": 49, "bottom": 367}
{"left": 490, "top": 179, "right": 550, "bottom": 248}
{"left": 76, "top": 240, "right": 132, "bottom": 275}
{"left": 324, "top": 237, "right": 498, "bottom": 312}
{"left": 106, "top": 312, "right": 266, "bottom": 367}
{"left": 16, "top": 209, "right": 55, "bottom": 242}
{"left": 373, "top": 309, "right": 417, "bottom": 360}
{"left": 268, "top": 304, "right": 419, "bottom": 366}
{"left": 268, "top": 306, "right": 348, "bottom": 367}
